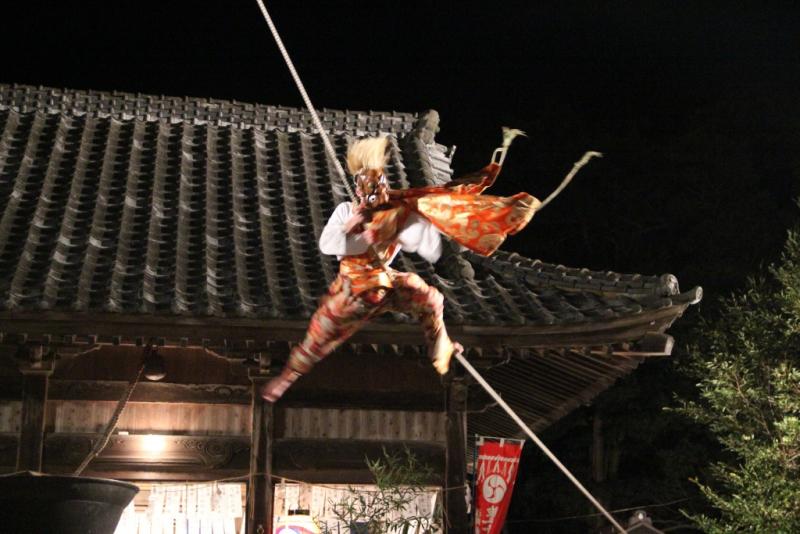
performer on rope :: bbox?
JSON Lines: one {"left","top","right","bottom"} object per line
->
{"left": 261, "top": 134, "right": 541, "bottom": 402}
{"left": 253, "top": 5, "right": 620, "bottom": 529}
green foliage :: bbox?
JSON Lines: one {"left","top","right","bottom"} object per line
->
{"left": 329, "top": 447, "right": 442, "bottom": 534}
{"left": 677, "top": 229, "right": 800, "bottom": 533}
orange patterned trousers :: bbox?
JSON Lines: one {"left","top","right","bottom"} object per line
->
{"left": 287, "top": 272, "right": 451, "bottom": 374}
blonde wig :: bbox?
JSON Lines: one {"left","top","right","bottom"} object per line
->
{"left": 346, "top": 137, "right": 389, "bottom": 175}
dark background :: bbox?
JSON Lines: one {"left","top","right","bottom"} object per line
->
{"left": 3, "top": 1, "right": 799, "bottom": 531}
{"left": 4, "top": 1, "right": 798, "bottom": 290}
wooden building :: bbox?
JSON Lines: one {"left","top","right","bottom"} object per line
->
{"left": 0, "top": 84, "right": 701, "bottom": 533}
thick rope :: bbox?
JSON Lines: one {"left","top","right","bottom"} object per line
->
{"left": 73, "top": 361, "right": 145, "bottom": 476}
{"left": 253, "top": 0, "right": 354, "bottom": 202}
{"left": 255, "top": 0, "right": 395, "bottom": 273}
{"left": 253, "top": 3, "right": 624, "bottom": 532}
{"left": 455, "top": 352, "right": 626, "bottom": 533}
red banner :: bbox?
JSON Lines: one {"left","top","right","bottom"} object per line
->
{"left": 474, "top": 438, "right": 524, "bottom": 534}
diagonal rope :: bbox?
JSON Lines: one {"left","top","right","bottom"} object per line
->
{"left": 455, "top": 352, "right": 626, "bottom": 533}
{"left": 253, "top": 2, "right": 625, "bottom": 532}
{"left": 73, "top": 361, "right": 145, "bottom": 476}
{"left": 255, "top": 0, "right": 396, "bottom": 274}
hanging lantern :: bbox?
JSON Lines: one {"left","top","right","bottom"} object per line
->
{"left": 143, "top": 348, "right": 166, "bottom": 381}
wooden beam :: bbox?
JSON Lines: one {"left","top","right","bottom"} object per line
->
{"left": 444, "top": 378, "right": 469, "bottom": 534}
{"left": 16, "top": 363, "right": 53, "bottom": 471}
{"left": 48, "top": 468, "right": 249, "bottom": 482}
{"left": 279, "top": 388, "right": 443, "bottom": 412}
{"left": 272, "top": 469, "right": 391, "bottom": 485}
{"left": 247, "top": 371, "right": 273, "bottom": 534}
{"left": 0, "top": 304, "right": 690, "bottom": 350}
{"left": 272, "top": 438, "right": 445, "bottom": 485}
{"left": 44, "top": 377, "right": 450, "bottom": 412}
{"left": 48, "top": 380, "right": 251, "bottom": 404}
{"left": 630, "top": 332, "right": 675, "bottom": 356}
{"left": 41, "top": 433, "right": 250, "bottom": 473}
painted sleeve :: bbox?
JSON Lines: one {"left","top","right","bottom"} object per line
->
{"left": 318, "top": 202, "right": 369, "bottom": 258}
{"left": 397, "top": 211, "right": 443, "bottom": 263}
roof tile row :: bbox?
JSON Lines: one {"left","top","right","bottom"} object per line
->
{"left": 0, "top": 85, "right": 698, "bottom": 330}
{"left": 0, "top": 84, "right": 419, "bottom": 136}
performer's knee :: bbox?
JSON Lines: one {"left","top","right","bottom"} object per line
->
{"left": 288, "top": 345, "right": 320, "bottom": 375}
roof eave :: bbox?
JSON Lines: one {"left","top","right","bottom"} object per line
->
{"left": 0, "top": 302, "right": 690, "bottom": 354}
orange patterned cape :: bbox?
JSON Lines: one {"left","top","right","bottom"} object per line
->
{"left": 390, "top": 162, "right": 541, "bottom": 256}
{"left": 334, "top": 163, "right": 540, "bottom": 295}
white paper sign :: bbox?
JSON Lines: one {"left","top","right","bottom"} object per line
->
{"left": 222, "top": 484, "right": 243, "bottom": 517}
{"left": 197, "top": 485, "right": 213, "bottom": 514}
{"left": 284, "top": 484, "right": 300, "bottom": 512}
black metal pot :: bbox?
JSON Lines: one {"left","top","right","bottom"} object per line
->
{"left": 0, "top": 472, "right": 139, "bottom": 534}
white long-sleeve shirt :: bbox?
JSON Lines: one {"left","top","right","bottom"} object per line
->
{"left": 319, "top": 202, "right": 443, "bottom": 264}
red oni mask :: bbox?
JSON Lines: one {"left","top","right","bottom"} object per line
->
{"left": 354, "top": 169, "right": 390, "bottom": 209}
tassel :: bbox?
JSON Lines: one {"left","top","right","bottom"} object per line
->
{"left": 539, "top": 151, "right": 603, "bottom": 209}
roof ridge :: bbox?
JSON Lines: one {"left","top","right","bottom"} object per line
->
{"left": 472, "top": 250, "right": 696, "bottom": 299}
{"left": 0, "top": 83, "right": 422, "bottom": 135}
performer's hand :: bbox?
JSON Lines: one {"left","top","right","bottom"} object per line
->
{"left": 363, "top": 228, "right": 379, "bottom": 245}
{"left": 344, "top": 206, "right": 366, "bottom": 234}
{"left": 328, "top": 277, "right": 363, "bottom": 317}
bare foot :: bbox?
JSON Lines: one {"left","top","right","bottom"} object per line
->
{"left": 259, "top": 369, "right": 301, "bottom": 402}
{"left": 432, "top": 339, "right": 463, "bottom": 375}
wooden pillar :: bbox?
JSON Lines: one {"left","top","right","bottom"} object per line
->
{"left": 590, "top": 408, "right": 612, "bottom": 532}
{"left": 591, "top": 410, "right": 605, "bottom": 483}
{"left": 247, "top": 369, "right": 274, "bottom": 534}
{"left": 444, "top": 377, "right": 469, "bottom": 533}
{"left": 16, "top": 351, "right": 53, "bottom": 472}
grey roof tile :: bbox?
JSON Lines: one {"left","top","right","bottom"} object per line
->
{"left": 0, "top": 84, "right": 420, "bottom": 137}
{"left": 0, "top": 84, "right": 699, "bottom": 333}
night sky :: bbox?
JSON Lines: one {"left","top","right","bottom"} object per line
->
{"left": 3, "top": 1, "right": 799, "bottom": 292}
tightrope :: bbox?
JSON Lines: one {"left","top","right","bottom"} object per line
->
{"left": 455, "top": 352, "right": 626, "bottom": 532}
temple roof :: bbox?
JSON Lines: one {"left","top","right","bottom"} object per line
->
{"left": 0, "top": 84, "right": 699, "bottom": 326}
{"left": 0, "top": 84, "right": 701, "bottom": 435}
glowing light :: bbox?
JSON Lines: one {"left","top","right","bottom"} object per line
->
{"left": 141, "top": 434, "right": 167, "bottom": 455}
